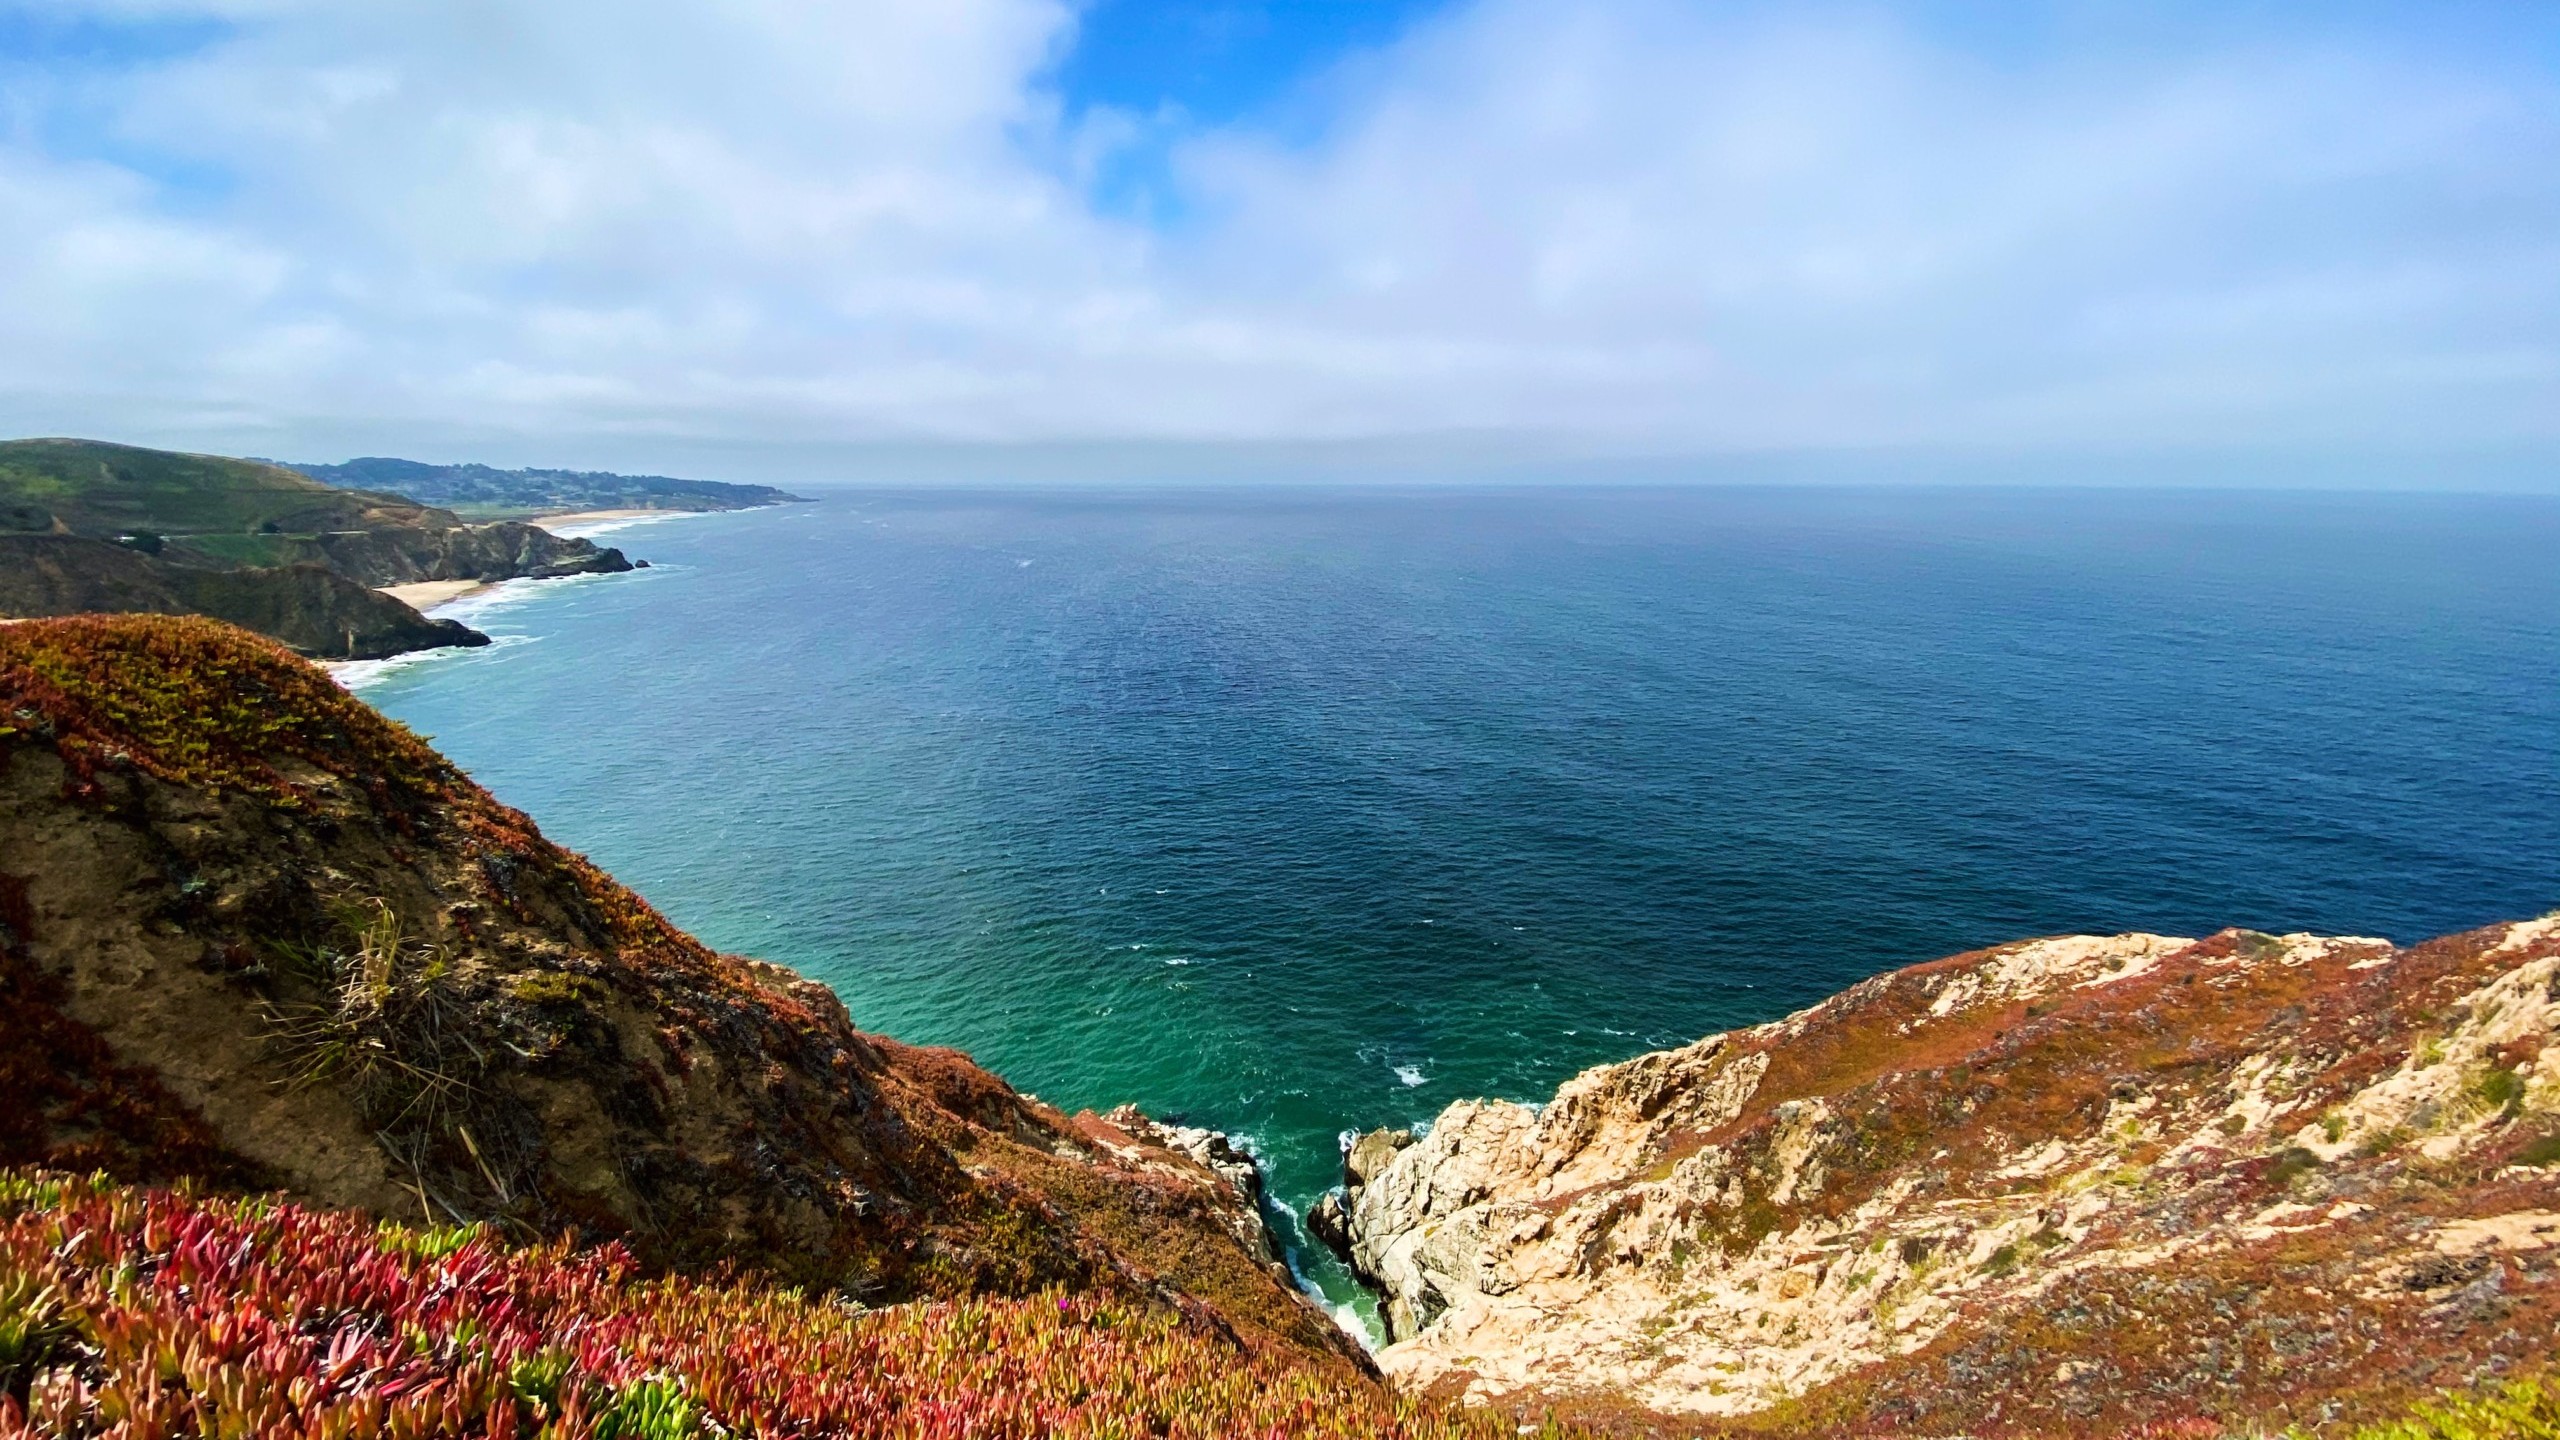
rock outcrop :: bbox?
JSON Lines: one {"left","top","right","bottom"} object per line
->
{"left": 1100, "top": 1105, "right": 1285, "bottom": 1270}
{"left": 1338, "top": 925, "right": 2560, "bottom": 1435}
{"left": 0, "top": 615, "right": 1352, "bottom": 1365}
{"left": 249, "top": 518, "right": 632, "bottom": 587}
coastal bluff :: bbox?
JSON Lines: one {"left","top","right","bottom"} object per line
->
{"left": 0, "top": 438, "right": 636, "bottom": 659}
{"left": 1329, "top": 922, "right": 2560, "bottom": 1434}
{"left": 3, "top": 612, "right": 2555, "bottom": 1436}
{"left": 0, "top": 614, "right": 1348, "bottom": 1365}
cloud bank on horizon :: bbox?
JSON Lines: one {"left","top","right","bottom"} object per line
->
{"left": 1, "top": 0, "right": 2555, "bottom": 480}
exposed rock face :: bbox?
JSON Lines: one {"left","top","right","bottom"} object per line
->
{"left": 0, "top": 534, "right": 488, "bottom": 658}
{"left": 1348, "top": 1127, "right": 1417, "bottom": 1186}
{"left": 1101, "top": 1104, "right": 1284, "bottom": 1269}
{"left": 0, "top": 615, "right": 1354, "bottom": 1366}
{"left": 268, "top": 519, "right": 632, "bottom": 586}
{"left": 1341, "top": 926, "right": 2560, "bottom": 1436}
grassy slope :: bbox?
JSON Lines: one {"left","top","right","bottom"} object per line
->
{"left": 0, "top": 438, "right": 435, "bottom": 540}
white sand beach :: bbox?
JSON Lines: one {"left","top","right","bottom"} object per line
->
{"left": 534, "top": 507, "right": 674, "bottom": 527}
{"left": 380, "top": 579, "right": 497, "bottom": 611}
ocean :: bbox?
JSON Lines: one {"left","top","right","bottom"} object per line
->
{"left": 345, "top": 484, "right": 2560, "bottom": 1330}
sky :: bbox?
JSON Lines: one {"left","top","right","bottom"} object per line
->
{"left": 1, "top": 0, "right": 2556, "bottom": 485}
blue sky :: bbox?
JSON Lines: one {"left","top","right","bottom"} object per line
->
{"left": 0, "top": 1, "right": 2555, "bottom": 483}
{"left": 1054, "top": 0, "right": 1447, "bottom": 122}
{"left": 1047, "top": 0, "right": 1448, "bottom": 217}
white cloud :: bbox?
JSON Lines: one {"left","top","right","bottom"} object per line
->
{"left": 0, "top": 0, "right": 2553, "bottom": 474}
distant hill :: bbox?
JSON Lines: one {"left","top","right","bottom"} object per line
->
{"left": 1, "top": 436, "right": 436, "bottom": 539}
{"left": 285, "top": 455, "right": 809, "bottom": 516}
{"left": 0, "top": 438, "right": 634, "bottom": 658}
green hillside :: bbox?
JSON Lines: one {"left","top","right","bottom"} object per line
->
{"left": 0, "top": 437, "right": 438, "bottom": 540}
{"left": 0, "top": 439, "right": 632, "bottom": 659}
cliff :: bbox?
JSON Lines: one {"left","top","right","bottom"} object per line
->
{"left": 193, "top": 518, "right": 633, "bottom": 586}
{"left": 0, "top": 535, "right": 489, "bottom": 659}
{"left": 1334, "top": 925, "right": 2560, "bottom": 1436}
{"left": 0, "top": 615, "right": 1347, "bottom": 1367}
{"left": 0, "top": 437, "right": 627, "bottom": 577}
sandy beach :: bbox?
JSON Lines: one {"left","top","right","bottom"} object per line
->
{"left": 536, "top": 507, "right": 684, "bottom": 527}
{"left": 381, "top": 579, "right": 497, "bottom": 611}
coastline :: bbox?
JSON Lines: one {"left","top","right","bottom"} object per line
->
{"left": 538, "top": 504, "right": 749, "bottom": 541}
{"left": 341, "top": 499, "right": 780, "bottom": 680}
{"left": 377, "top": 504, "right": 739, "bottom": 612}
{"left": 533, "top": 506, "right": 679, "bottom": 527}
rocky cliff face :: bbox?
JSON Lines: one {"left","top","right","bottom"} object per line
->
{"left": 0, "top": 615, "right": 1348, "bottom": 1366}
{"left": 1335, "top": 925, "right": 2560, "bottom": 1436}
{"left": 265, "top": 518, "right": 633, "bottom": 586}
{"left": 0, "top": 535, "right": 488, "bottom": 658}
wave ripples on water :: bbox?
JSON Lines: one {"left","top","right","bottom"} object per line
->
{"left": 351, "top": 484, "right": 2560, "bottom": 1322}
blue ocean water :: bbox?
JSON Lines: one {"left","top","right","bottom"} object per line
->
{"left": 349, "top": 485, "right": 2560, "bottom": 1322}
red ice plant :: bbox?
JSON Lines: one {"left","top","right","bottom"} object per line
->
{"left": 0, "top": 1173, "right": 1571, "bottom": 1440}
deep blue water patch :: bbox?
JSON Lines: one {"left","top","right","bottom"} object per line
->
{"left": 355, "top": 485, "right": 2560, "bottom": 1322}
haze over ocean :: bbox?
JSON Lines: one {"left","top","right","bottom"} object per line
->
{"left": 348, "top": 483, "right": 2560, "bottom": 1322}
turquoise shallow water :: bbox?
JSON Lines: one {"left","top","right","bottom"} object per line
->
{"left": 347, "top": 485, "right": 2560, "bottom": 1324}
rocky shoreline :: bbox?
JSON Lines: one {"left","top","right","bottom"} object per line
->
{"left": 1308, "top": 922, "right": 2560, "bottom": 1435}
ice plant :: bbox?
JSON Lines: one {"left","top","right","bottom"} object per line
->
{"left": 0, "top": 1173, "right": 1571, "bottom": 1439}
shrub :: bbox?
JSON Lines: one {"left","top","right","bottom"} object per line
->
{"left": 2347, "top": 1374, "right": 2559, "bottom": 1439}
{"left": 2266, "top": 1148, "right": 2321, "bottom": 1189}
{"left": 510, "top": 971, "right": 609, "bottom": 1008}
{"left": 263, "top": 899, "right": 528, "bottom": 1213}
{"left": 2473, "top": 1067, "right": 2525, "bottom": 1121}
